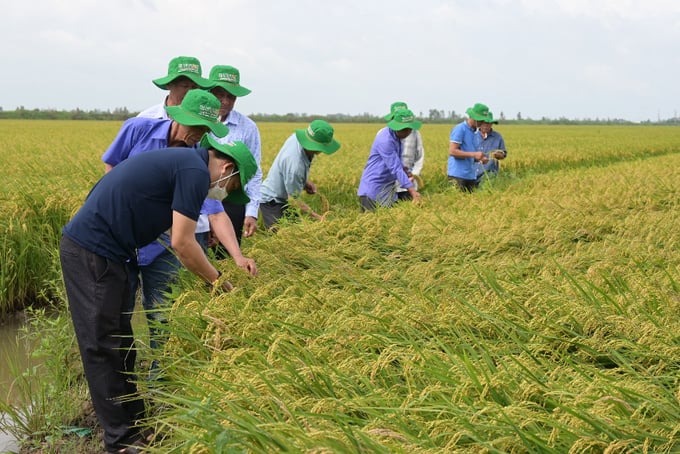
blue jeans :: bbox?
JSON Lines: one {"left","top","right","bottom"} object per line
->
{"left": 126, "top": 248, "right": 181, "bottom": 352}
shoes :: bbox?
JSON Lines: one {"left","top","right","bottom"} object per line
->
{"left": 114, "top": 430, "right": 154, "bottom": 453}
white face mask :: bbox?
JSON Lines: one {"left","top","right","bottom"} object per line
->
{"left": 206, "top": 170, "right": 239, "bottom": 200}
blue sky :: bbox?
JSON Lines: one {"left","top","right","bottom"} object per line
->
{"left": 2, "top": 0, "right": 679, "bottom": 122}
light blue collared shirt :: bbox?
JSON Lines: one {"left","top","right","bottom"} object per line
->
{"left": 213, "top": 110, "right": 262, "bottom": 219}
{"left": 260, "top": 134, "right": 310, "bottom": 204}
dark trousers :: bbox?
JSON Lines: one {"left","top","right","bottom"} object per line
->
{"left": 259, "top": 200, "right": 287, "bottom": 229}
{"left": 448, "top": 176, "right": 480, "bottom": 192}
{"left": 213, "top": 201, "right": 247, "bottom": 259}
{"left": 359, "top": 196, "right": 377, "bottom": 213}
{"left": 60, "top": 235, "right": 145, "bottom": 452}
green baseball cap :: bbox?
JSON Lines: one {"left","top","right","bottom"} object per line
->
{"left": 152, "top": 56, "right": 213, "bottom": 90}
{"left": 387, "top": 108, "right": 422, "bottom": 131}
{"left": 383, "top": 101, "right": 409, "bottom": 121}
{"left": 295, "top": 119, "right": 341, "bottom": 155}
{"left": 166, "top": 89, "right": 229, "bottom": 137}
{"left": 208, "top": 65, "right": 252, "bottom": 97}
{"left": 200, "top": 134, "right": 257, "bottom": 204}
{"left": 466, "top": 103, "right": 492, "bottom": 122}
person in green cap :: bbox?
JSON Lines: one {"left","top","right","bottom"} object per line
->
{"left": 101, "top": 89, "right": 247, "bottom": 372}
{"left": 136, "top": 61, "right": 257, "bottom": 277}
{"left": 137, "top": 55, "right": 214, "bottom": 119}
{"left": 259, "top": 119, "right": 341, "bottom": 229}
{"left": 383, "top": 101, "right": 426, "bottom": 200}
{"left": 205, "top": 65, "right": 263, "bottom": 251}
{"left": 357, "top": 108, "right": 423, "bottom": 211}
{"left": 448, "top": 102, "right": 492, "bottom": 192}
{"left": 61, "top": 134, "right": 256, "bottom": 453}
{"left": 475, "top": 112, "right": 507, "bottom": 183}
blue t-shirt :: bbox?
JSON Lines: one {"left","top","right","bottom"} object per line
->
{"left": 63, "top": 147, "right": 211, "bottom": 263}
{"left": 448, "top": 120, "right": 481, "bottom": 180}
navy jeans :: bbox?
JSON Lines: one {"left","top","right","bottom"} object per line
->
{"left": 126, "top": 247, "right": 181, "bottom": 351}
{"left": 60, "top": 235, "right": 145, "bottom": 452}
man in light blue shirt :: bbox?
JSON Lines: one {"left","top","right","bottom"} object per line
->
{"left": 448, "top": 102, "right": 492, "bottom": 192}
{"left": 136, "top": 55, "right": 213, "bottom": 119}
{"left": 207, "top": 65, "right": 263, "bottom": 246}
{"left": 260, "top": 120, "right": 340, "bottom": 229}
{"left": 357, "top": 109, "right": 422, "bottom": 211}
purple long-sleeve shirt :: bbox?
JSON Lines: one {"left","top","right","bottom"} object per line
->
{"left": 357, "top": 127, "right": 413, "bottom": 204}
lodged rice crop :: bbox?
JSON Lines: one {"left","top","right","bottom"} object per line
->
{"left": 1, "top": 120, "right": 679, "bottom": 452}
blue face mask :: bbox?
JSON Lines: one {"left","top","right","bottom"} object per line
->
{"left": 206, "top": 170, "right": 239, "bottom": 200}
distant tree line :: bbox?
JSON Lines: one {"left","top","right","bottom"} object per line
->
{"left": 0, "top": 106, "right": 678, "bottom": 125}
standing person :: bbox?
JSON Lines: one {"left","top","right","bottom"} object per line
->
{"left": 259, "top": 119, "right": 341, "bottom": 229}
{"left": 448, "top": 103, "right": 492, "bottom": 192}
{"left": 60, "top": 137, "right": 256, "bottom": 453}
{"left": 207, "top": 65, "right": 263, "bottom": 248}
{"left": 383, "top": 102, "right": 426, "bottom": 201}
{"left": 137, "top": 55, "right": 213, "bottom": 119}
{"left": 357, "top": 109, "right": 422, "bottom": 212}
{"left": 475, "top": 112, "right": 507, "bottom": 182}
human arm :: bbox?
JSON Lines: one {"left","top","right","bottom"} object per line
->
{"left": 171, "top": 210, "right": 233, "bottom": 291}
{"left": 208, "top": 211, "right": 258, "bottom": 276}
{"left": 449, "top": 141, "right": 488, "bottom": 163}
{"left": 288, "top": 195, "right": 323, "bottom": 221}
{"left": 492, "top": 133, "right": 507, "bottom": 160}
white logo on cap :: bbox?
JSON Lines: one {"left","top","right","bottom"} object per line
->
{"left": 218, "top": 72, "right": 238, "bottom": 83}
{"left": 178, "top": 63, "right": 200, "bottom": 74}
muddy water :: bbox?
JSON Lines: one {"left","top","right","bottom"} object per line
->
{"left": 1, "top": 312, "right": 34, "bottom": 453}
{"left": 0, "top": 312, "right": 36, "bottom": 403}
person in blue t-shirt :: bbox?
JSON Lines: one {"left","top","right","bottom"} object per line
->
{"left": 60, "top": 136, "right": 257, "bottom": 453}
{"left": 448, "top": 102, "right": 493, "bottom": 192}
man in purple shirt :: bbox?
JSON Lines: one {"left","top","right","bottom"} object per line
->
{"left": 357, "top": 109, "right": 422, "bottom": 212}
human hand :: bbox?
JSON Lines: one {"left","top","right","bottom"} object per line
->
{"left": 220, "top": 279, "right": 234, "bottom": 292}
{"left": 234, "top": 256, "right": 258, "bottom": 276}
{"left": 304, "top": 181, "right": 317, "bottom": 194}
{"left": 492, "top": 150, "right": 506, "bottom": 160}
{"left": 243, "top": 216, "right": 258, "bottom": 238}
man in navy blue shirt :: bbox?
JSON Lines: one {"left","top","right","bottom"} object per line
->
{"left": 60, "top": 135, "right": 256, "bottom": 453}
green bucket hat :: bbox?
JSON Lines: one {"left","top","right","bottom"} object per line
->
{"left": 208, "top": 65, "right": 252, "bottom": 97}
{"left": 383, "top": 101, "right": 409, "bottom": 121}
{"left": 387, "top": 108, "right": 422, "bottom": 131}
{"left": 466, "top": 103, "right": 492, "bottom": 122}
{"left": 482, "top": 111, "right": 499, "bottom": 124}
{"left": 295, "top": 120, "right": 341, "bottom": 155}
{"left": 166, "top": 89, "right": 229, "bottom": 137}
{"left": 200, "top": 134, "right": 257, "bottom": 204}
{"left": 152, "top": 56, "right": 213, "bottom": 90}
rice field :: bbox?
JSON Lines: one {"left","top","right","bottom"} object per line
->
{"left": 1, "top": 120, "right": 679, "bottom": 452}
